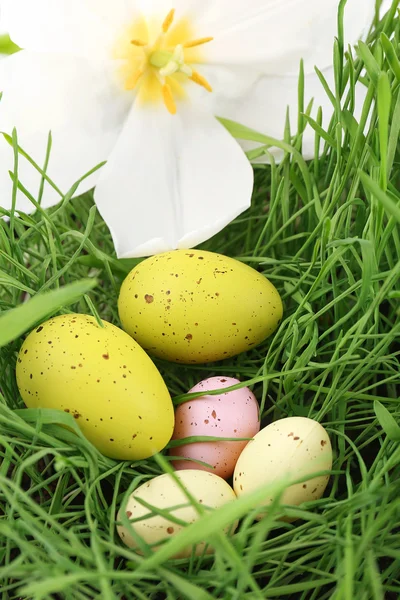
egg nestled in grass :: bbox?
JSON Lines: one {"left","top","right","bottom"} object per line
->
{"left": 16, "top": 314, "right": 174, "bottom": 460}
{"left": 233, "top": 417, "right": 332, "bottom": 519}
{"left": 170, "top": 376, "right": 260, "bottom": 479}
{"left": 117, "top": 470, "right": 238, "bottom": 558}
{"left": 118, "top": 249, "right": 283, "bottom": 363}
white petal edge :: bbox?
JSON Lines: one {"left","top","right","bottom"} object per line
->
{"left": 0, "top": 127, "right": 118, "bottom": 214}
{"left": 191, "top": 0, "right": 375, "bottom": 76}
{"left": 214, "top": 66, "right": 368, "bottom": 163}
{"left": 94, "top": 103, "right": 254, "bottom": 258}
{"left": 0, "top": 52, "right": 131, "bottom": 136}
{"left": 0, "top": 51, "right": 130, "bottom": 212}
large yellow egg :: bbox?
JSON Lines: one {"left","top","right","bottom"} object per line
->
{"left": 16, "top": 314, "right": 174, "bottom": 460}
{"left": 118, "top": 250, "right": 283, "bottom": 363}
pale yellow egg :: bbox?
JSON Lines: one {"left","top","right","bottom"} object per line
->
{"left": 234, "top": 417, "right": 332, "bottom": 519}
{"left": 117, "top": 470, "right": 237, "bottom": 558}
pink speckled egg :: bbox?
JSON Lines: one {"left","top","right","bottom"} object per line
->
{"left": 170, "top": 376, "right": 260, "bottom": 479}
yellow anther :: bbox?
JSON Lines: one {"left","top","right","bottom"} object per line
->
{"left": 125, "top": 68, "right": 144, "bottom": 91}
{"left": 131, "top": 39, "right": 147, "bottom": 47}
{"left": 184, "top": 37, "right": 214, "bottom": 49}
{"left": 190, "top": 71, "right": 212, "bottom": 93}
{"left": 121, "top": 9, "right": 214, "bottom": 112}
{"left": 162, "top": 9, "right": 175, "bottom": 33}
{"left": 162, "top": 83, "right": 177, "bottom": 115}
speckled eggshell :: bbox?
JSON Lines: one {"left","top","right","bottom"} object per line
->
{"left": 170, "top": 376, "right": 260, "bottom": 479}
{"left": 118, "top": 249, "right": 283, "bottom": 364}
{"left": 234, "top": 417, "right": 332, "bottom": 518}
{"left": 117, "top": 470, "right": 238, "bottom": 558}
{"left": 16, "top": 314, "right": 174, "bottom": 460}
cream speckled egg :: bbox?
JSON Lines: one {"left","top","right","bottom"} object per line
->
{"left": 171, "top": 376, "right": 260, "bottom": 479}
{"left": 118, "top": 249, "right": 283, "bottom": 364}
{"left": 234, "top": 417, "right": 332, "bottom": 517}
{"left": 16, "top": 314, "right": 174, "bottom": 460}
{"left": 117, "top": 470, "right": 238, "bottom": 557}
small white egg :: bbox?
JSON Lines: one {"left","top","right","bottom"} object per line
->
{"left": 233, "top": 417, "right": 332, "bottom": 518}
{"left": 117, "top": 470, "right": 237, "bottom": 558}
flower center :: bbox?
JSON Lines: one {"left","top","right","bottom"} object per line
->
{"left": 115, "top": 9, "right": 213, "bottom": 115}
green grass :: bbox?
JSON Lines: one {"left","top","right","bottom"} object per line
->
{"left": 1, "top": 4, "right": 400, "bottom": 599}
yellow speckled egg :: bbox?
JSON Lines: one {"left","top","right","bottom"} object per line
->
{"left": 117, "top": 470, "right": 237, "bottom": 557}
{"left": 118, "top": 249, "right": 283, "bottom": 364}
{"left": 234, "top": 417, "right": 332, "bottom": 519}
{"left": 16, "top": 314, "right": 174, "bottom": 460}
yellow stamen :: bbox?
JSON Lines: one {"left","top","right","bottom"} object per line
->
{"left": 190, "top": 71, "right": 212, "bottom": 93}
{"left": 162, "top": 9, "right": 175, "bottom": 33}
{"left": 125, "top": 68, "right": 144, "bottom": 91}
{"left": 162, "top": 83, "right": 177, "bottom": 114}
{"left": 119, "top": 9, "right": 214, "bottom": 112}
{"left": 131, "top": 39, "right": 147, "bottom": 47}
{"left": 184, "top": 37, "right": 214, "bottom": 49}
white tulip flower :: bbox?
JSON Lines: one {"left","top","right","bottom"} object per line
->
{"left": 0, "top": 0, "right": 375, "bottom": 257}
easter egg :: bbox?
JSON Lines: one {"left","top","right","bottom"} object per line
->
{"left": 16, "top": 314, "right": 174, "bottom": 460}
{"left": 170, "top": 376, "right": 260, "bottom": 479}
{"left": 118, "top": 249, "right": 283, "bottom": 364}
{"left": 117, "top": 470, "right": 237, "bottom": 557}
{"left": 233, "top": 417, "right": 332, "bottom": 518}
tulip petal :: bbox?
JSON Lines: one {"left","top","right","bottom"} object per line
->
{"left": 0, "top": 51, "right": 129, "bottom": 211}
{"left": 214, "top": 66, "right": 368, "bottom": 162}
{"left": 94, "top": 104, "right": 253, "bottom": 258}
{"left": 0, "top": 127, "right": 116, "bottom": 215}
{"left": 192, "top": 0, "right": 375, "bottom": 75}
{"left": 2, "top": 0, "right": 137, "bottom": 59}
